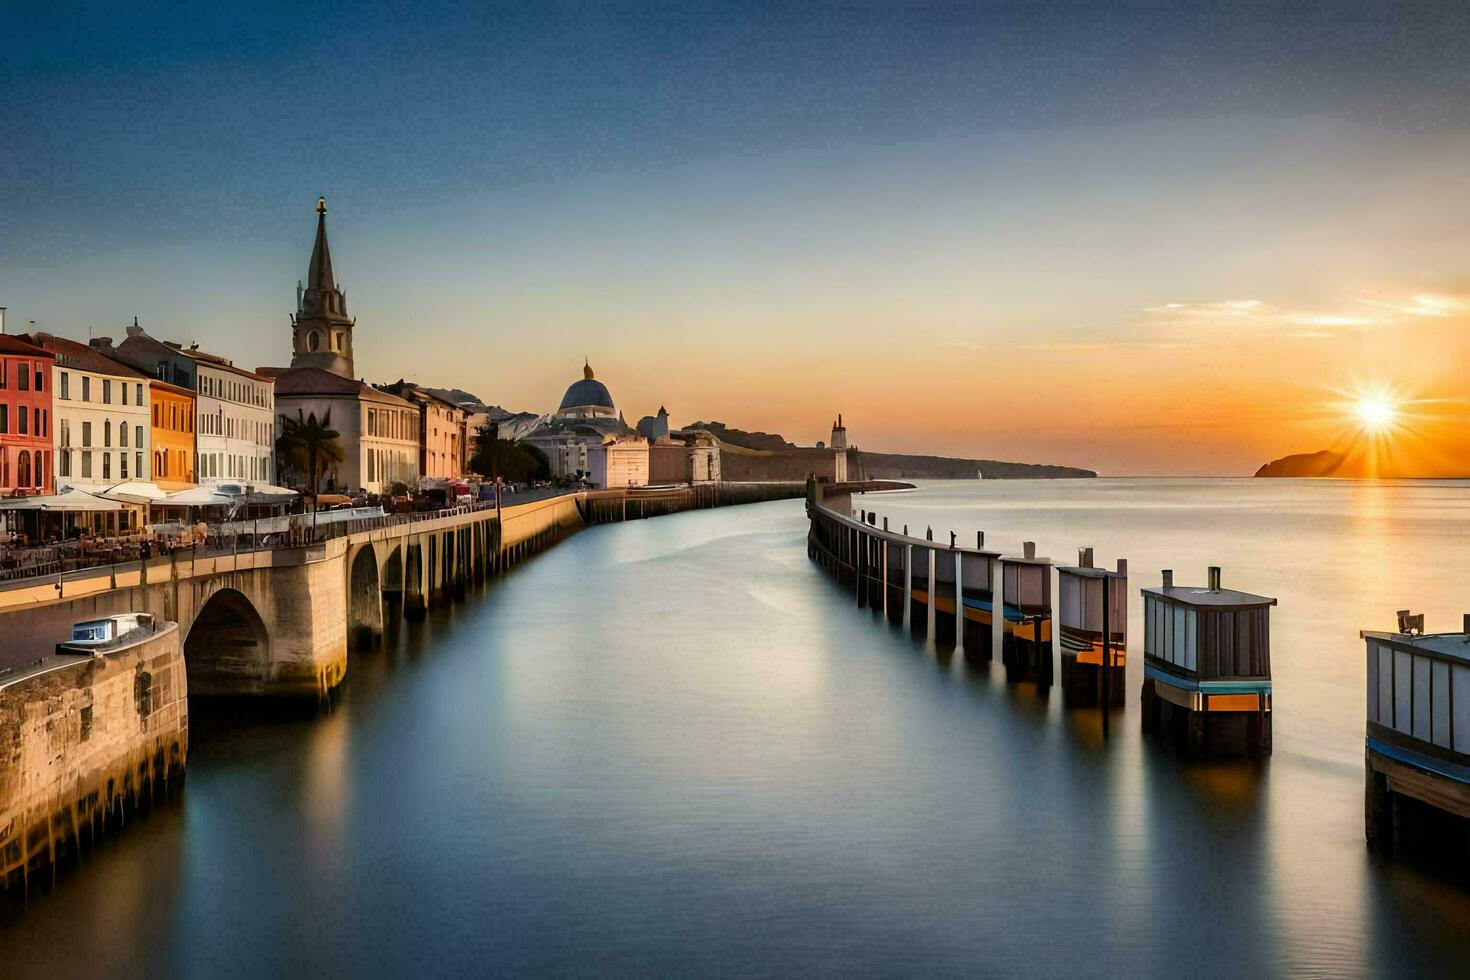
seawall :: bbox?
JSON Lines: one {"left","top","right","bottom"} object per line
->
{"left": 0, "top": 623, "right": 187, "bottom": 894}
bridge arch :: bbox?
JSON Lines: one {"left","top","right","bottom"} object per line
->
{"left": 347, "top": 544, "right": 384, "bottom": 649}
{"left": 184, "top": 587, "right": 271, "bottom": 696}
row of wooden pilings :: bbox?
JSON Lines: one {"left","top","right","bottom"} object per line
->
{"left": 805, "top": 479, "right": 1277, "bottom": 758}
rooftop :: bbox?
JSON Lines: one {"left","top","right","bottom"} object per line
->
{"left": 14, "top": 333, "right": 148, "bottom": 378}
{"left": 1141, "top": 584, "right": 1276, "bottom": 608}
{"left": 1362, "top": 629, "right": 1470, "bottom": 663}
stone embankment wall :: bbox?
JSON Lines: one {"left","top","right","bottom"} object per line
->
{"left": 719, "top": 448, "right": 866, "bottom": 483}
{"left": 0, "top": 624, "right": 187, "bottom": 893}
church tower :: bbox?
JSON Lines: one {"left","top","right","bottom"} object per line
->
{"left": 290, "top": 197, "right": 356, "bottom": 377}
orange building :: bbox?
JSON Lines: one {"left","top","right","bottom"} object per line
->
{"left": 150, "top": 379, "right": 196, "bottom": 489}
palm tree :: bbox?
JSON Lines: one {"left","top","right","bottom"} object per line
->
{"left": 276, "top": 409, "right": 345, "bottom": 505}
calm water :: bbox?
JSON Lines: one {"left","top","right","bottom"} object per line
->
{"left": 3, "top": 479, "right": 1470, "bottom": 976}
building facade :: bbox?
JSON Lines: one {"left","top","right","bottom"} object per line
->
{"left": 588, "top": 435, "right": 650, "bottom": 489}
{"left": 376, "top": 381, "right": 468, "bottom": 480}
{"left": 273, "top": 367, "right": 420, "bottom": 493}
{"left": 150, "top": 379, "right": 196, "bottom": 490}
{"left": 111, "top": 324, "right": 274, "bottom": 486}
{"left": 17, "top": 333, "right": 149, "bottom": 490}
{"left": 194, "top": 355, "right": 275, "bottom": 483}
{"left": 0, "top": 335, "right": 55, "bottom": 496}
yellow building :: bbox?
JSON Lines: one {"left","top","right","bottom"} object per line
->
{"left": 150, "top": 379, "right": 196, "bottom": 489}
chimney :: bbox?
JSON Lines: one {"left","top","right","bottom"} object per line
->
{"left": 0, "top": 307, "right": 6, "bottom": 334}
{"left": 1078, "top": 547, "right": 1094, "bottom": 568}
{"left": 1023, "top": 541, "right": 1036, "bottom": 559}
{"left": 883, "top": 517, "right": 888, "bottom": 531}
{"left": 1116, "top": 558, "right": 1128, "bottom": 576}
{"left": 89, "top": 336, "right": 113, "bottom": 350}
{"left": 1162, "top": 569, "right": 1173, "bottom": 589}
{"left": 977, "top": 531, "right": 985, "bottom": 548}
{"left": 925, "top": 526, "right": 933, "bottom": 541}
{"left": 1208, "top": 566, "right": 1222, "bottom": 592}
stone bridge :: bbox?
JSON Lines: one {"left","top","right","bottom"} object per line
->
{"left": 0, "top": 494, "right": 585, "bottom": 699}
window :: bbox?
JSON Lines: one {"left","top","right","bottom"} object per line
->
{"left": 104, "top": 420, "right": 112, "bottom": 447}
{"left": 59, "top": 449, "right": 70, "bottom": 478}
{"left": 103, "top": 453, "right": 111, "bottom": 479}
{"left": 122, "top": 383, "right": 128, "bottom": 405}
{"left": 121, "top": 453, "right": 128, "bottom": 479}
{"left": 82, "top": 421, "right": 92, "bottom": 446}
{"left": 103, "top": 379, "right": 111, "bottom": 404}
{"left": 0, "top": 404, "right": 6, "bottom": 433}
{"left": 0, "top": 359, "right": 6, "bottom": 387}
{"left": 17, "top": 409, "right": 26, "bottom": 435}
{"left": 60, "top": 418, "right": 69, "bottom": 446}
{"left": 153, "top": 403, "right": 160, "bottom": 426}
{"left": 81, "top": 451, "right": 92, "bottom": 479}
{"left": 60, "top": 371, "right": 69, "bottom": 399}
{"left": 120, "top": 421, "right": 129, "bottom": 447}
{"left": 136, "top": 451, "right": 143, "bottom": 479}
{"left": 18, "top": 363, "right": 29, "bottom": 391}
{"left": 40, "top": 409, "right": 47, "bottom": 438}
{"left": 16, "top": 451, "right": 29, "bottom": 487}
{"left": 35, "top": 369, "right": 43, "bottom": 392}
{"left": 82, "top": 376, "right": 91, "bottom": 401}
{"left": 136, "top": 383, "right": 143, "bottom": 405}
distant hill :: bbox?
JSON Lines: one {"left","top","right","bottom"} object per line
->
{"left": 1254, "top": 450, "right": 1348, "bottom": 478}
{"left": 860, "top": 451, "right": 1094, "bottom": 480}
{"left": 685, "top": 421, "right": 796, "bottom": 452}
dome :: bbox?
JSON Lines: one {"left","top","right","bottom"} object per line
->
{"left": 559, "top": 378, "right": 614, "bottom": 411}
{"left": 558, "top": 360, "right": 615, "bottom": 412}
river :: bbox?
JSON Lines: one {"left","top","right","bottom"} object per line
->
{"left": 2, "top": 478, "right": 1468, "bottom": 975}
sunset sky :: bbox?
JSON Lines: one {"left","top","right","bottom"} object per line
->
{"left": 3, "top": 3, "right": 1470, "bottom": 475}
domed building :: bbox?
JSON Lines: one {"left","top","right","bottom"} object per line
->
{"left": 557, "top": 361, "right": 618, "bottom": 420}
{"left": 525, "top": 360, "right": 637, "bottom": 480}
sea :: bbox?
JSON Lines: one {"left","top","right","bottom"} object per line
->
{"left": 2, "top": 478, "right": 1468, "bottom": 976}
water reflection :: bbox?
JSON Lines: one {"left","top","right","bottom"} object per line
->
{"left": 0, "top": 485, "right": 1468, "bottom": 976}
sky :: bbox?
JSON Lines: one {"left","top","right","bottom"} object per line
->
{"left": 3, "top": 1, "right": 1470, "bottom": 475}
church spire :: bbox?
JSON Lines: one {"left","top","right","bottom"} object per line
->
{"left": 291, "top": 196, "right": 355, "bottom": 377}
{"left": 307, "top": 196, "right": 336, "bottom": 297}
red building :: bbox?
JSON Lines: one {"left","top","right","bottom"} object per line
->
{"left": 0, "top": 335, "right": 56, "bottom": 496}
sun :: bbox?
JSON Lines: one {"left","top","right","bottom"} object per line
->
{"left": 1354, "top": 395, "right": 1398, "bottom": 433}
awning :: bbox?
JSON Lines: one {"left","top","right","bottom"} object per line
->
{"left": 95, "top": 481, "right": 172, "bottom": 504}
{"left": 0, "top": 488, "right": 130, "bottom": 511}
{"left": 162, "top": 486, "right": 239, "bottom": 507}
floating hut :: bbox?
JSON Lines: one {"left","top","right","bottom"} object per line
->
{"left": 1057, "top": 549, "right": 1127, "bottom": 706}
{"left": 1001, "top": 542, "right": 1052, "bottom": 685}
{"left": 957, "top": 532, "right": 1002, "bottom": 660}
{"left": 910, "top": 533, "right": 933, "bottom": 638}
{"left": 1362, "top": 612, "right": 1470, "bottom": 856}
{"left": 1140, "top": 567, "right": 1275, "bottom": 755}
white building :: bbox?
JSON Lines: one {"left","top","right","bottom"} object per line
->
{"left": 272, "top": 367, "right": 420, "bottom": 493}
{"left": 17, "top": 333, "right": 152, "bottom": 490}
{"left": 192, "top": 353, "right": 275, "bottom": 484}
{"left": 110, "top": 323, "right": 276, "bottom": 486}
{"left": 588, "top": 434, "right": 650, "bottom": 489}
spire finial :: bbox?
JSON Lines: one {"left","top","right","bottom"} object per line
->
{"left": 584, "top": 358, "right": 594, "bottom": 380}
{"left": 316, "top": 196, "right": 327, "bottom": 215}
